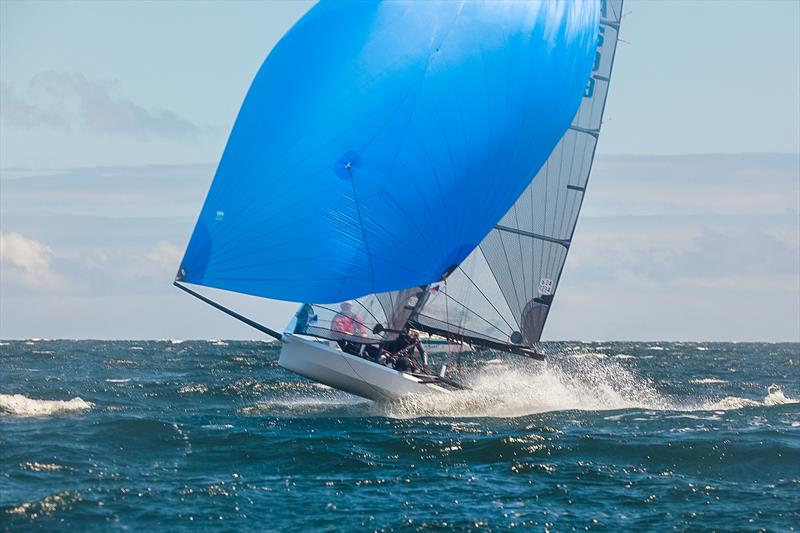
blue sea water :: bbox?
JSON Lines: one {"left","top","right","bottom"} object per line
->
{"left": 1, "top": 340, "right": 798, "bottom": 531}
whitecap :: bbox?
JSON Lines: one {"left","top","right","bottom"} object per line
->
{"left": 0, "top": 394, "right": 93, "bottom": 417}
{"left": 208, "top": 339, "right": 229, "bottom": 346}
{"left": 690, "top": 378, "right": 727, "bottom": 385}
{"left": 702, "top": 385, "right": 797, "bottom": 411}
{"left": 568, "top": 352, "right": 608, "bottom": 360}
{"left": 105, "top": 378, "right": 131, "bottom": 384}
{"left": 21, "top": 462, "right": 63, "bottom": 472}
{"left": 179, "top": 384, "right": 208, "bottom": 394}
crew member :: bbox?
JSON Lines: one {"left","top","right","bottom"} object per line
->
{"left": 331, "top": 302, "right": 363, "bottom": 354}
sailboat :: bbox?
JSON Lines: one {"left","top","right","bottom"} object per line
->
{"left": 175, "top": 0, "right": 624, "bottom": 402}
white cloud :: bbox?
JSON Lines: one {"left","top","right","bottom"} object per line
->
{"left": 146, "top": 241, "right": 183, "bottom": 274}
{"left": 0, "top": 72, "right": 200, "bottom": 139}
{"left": 0, "top": 232, "right": 62, "bottom": 289}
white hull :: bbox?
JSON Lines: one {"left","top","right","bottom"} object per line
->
{"left": 278, "top": 333, "right": 449, "bottom": 402}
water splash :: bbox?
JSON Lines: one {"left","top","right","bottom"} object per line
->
{"left": 379, "top": 356, "right": 669, "bottom": 418}
{"left": 0, "top": 394, "right": 93, "bottom": 417}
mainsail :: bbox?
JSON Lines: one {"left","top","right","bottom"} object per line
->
{"left": 177, "top": 1, "right": 600, "bottom": 304}
{"left": 301, "top": 0, "right": 623, "bottom": 355}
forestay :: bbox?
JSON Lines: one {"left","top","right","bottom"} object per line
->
{"left": 299, "top": 0, "right": 623, "bottom": 354}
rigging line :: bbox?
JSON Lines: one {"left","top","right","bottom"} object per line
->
{"left": 352, "top": 296, "right": 381, "bottom": 326}
{"left": 312, "top": 304, "right": 376, "bottom": 337}
{"left": 414, "top": 313, "right": 508, "bottom": 343}
{"left": 456, "top": 262, "right": 516, "bottom": 332}
{"left": 496, "top": 228, "right": 524, "bottom": 318}
{"left": 337, "top": 350, "right": 393, "bottom": 402}
{"left": 435, "top": 288, "right": 512, "bottom": 337}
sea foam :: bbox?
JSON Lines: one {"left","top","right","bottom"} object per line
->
{"left": 0, "top": 394, "right": 93, "bottom": 417}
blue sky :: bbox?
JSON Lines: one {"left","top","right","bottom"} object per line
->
{"left": 1, "top": 1, "right": 798, "bottom": 340}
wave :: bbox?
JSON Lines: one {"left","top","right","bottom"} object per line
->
{"left": 21, "top": 462, "right": 63, "bottom": 472}
{"left": 0, "top": 394, "right": 93, "bottom": 417}
{"left": 178, "top": 384, "right": 208, "bottom": 394}
{"left": 690, "top": 378, "right": 728, "bottom": 384}
{"left": 703, "top": 385, "right": 798, "bottom": 411}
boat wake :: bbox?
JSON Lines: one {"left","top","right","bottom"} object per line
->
{"left": 376, "top": 360, "right": 798, "bottom": 419}
{"left": 379, "top": 357, "right": 668, "bottom": 418}
{"left": 0, "top": 394, "right": 93, "bottom": 417}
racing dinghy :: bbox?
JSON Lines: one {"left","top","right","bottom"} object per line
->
{"left": 174, "top": 0, "right": 623, "bottom": 402}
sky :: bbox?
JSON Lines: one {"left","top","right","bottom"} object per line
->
{"left": 1, "top": 0, "right": 798, "bottom": 341}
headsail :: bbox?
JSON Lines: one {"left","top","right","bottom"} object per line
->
{"left": 178, "top": 1, "right": 600, "bottom": 304}
{"left": 298, "top": 0, "right": 623, "bottom": 354}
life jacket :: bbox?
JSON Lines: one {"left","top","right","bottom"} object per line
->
{"left": 332, "top": 313, "right": 361, "bottom": 335}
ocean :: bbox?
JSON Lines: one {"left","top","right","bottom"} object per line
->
{"left": 1, "top": 340, "right": 798, "bottom": 531}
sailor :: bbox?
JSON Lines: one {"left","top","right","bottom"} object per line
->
{"left": 292, "top": 303, "right": 316, "bottom": 334}
{"left": 380, "top": 329, "right": 414, "bottom": 354}
{"left": 380, "top": 328, "right": 427, "bottom": 370}
{"left": 410, "top": 331, "right": 428, "bottom": 368}
{"left": 331, "top": 302, "right": 363, "bottom": 354}
{"left": 331, "top": 302, "right": 363, "bottom": 336}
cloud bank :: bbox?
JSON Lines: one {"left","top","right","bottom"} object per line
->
{"left": 0, "top": 154, "right": 797, "bottom": 340}
{"left": 0, "top": 72, "right": 199, "bottom": 139}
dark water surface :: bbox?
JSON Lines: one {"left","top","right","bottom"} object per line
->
{"left": 1, "top": 340, "right": 798, "bottom": 531}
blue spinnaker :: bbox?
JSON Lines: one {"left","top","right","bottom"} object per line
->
{"left": 179, "top": 0, "right": 600, "bottom": 304}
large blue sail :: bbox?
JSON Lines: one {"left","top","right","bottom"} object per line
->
{"left": 179, "top": 0, "right": 600, "bottom": 304}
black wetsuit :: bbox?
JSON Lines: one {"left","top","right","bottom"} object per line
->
{"left": 380, "top": 332, "right": 414, "bottom": 355}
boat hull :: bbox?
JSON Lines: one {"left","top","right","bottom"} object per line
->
{"left": 278, "top": 333, "right": 448, "bottom": 402}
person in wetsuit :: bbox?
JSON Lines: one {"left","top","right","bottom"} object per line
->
{"left": 380, "top": 329, "right": 426, "bottom": 372}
